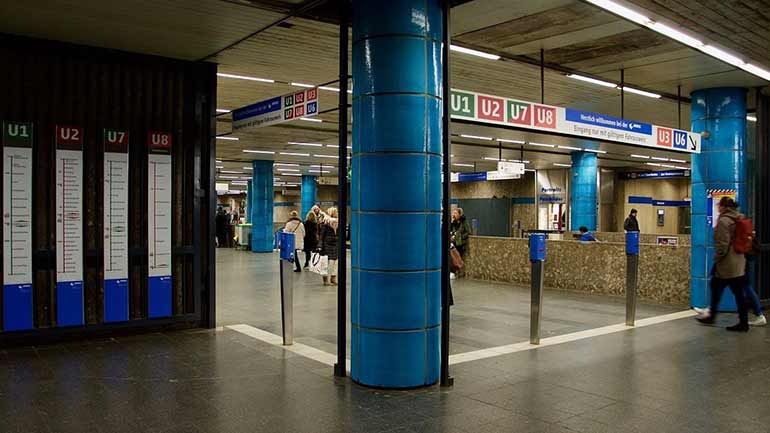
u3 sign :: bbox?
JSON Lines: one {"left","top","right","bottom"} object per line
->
{"left": 449, "top": 88, "right": 701, "bottom": 154}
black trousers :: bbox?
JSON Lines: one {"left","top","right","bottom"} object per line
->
{"left": 710, "top": 275, "right": 749, "bottom": 326}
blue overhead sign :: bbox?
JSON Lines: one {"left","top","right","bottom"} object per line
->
{"left": 565, "top": 109, "right": 652, "bottom": 135}
{"left": 232, "top": 87, "right": 319, "bottom": 131}
{"left": 620, "top": 170, "right": 690, "bottom": 180}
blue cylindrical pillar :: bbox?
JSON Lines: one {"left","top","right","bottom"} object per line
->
{"left": 300, "top": 175, "right": 317, "bottom": 218}
{"left": 250, "top": 160, "right": 274, "bottom": 252}
{"left": 351, "top": 0, "right": 443, "bottom": 388}
{"left": 690, "top": 88, "right": 747, "bottom": 310}
{"left": 570, "top": 151, "right": 598, "bottom": 231}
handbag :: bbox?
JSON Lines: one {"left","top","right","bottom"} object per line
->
{"left": 309, "top": 252, "right": 329, "bottom": 276}
{"left": 449, "top": 246, "right": 464, "bottom": 273}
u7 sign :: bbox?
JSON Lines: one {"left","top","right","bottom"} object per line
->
{"left": 450, "top": 89, "right": 700, "bottom": 153}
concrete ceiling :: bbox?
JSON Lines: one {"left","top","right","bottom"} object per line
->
{"left": 0, "top": 0, "right": 766, "bottom": 188}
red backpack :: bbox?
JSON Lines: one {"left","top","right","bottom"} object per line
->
{"left": 732, "top": 216, "right": 754, "bottom": 254}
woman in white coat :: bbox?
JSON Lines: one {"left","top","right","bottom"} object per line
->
{"left": 284, "top": 210, "right": 306, "bottom": 272}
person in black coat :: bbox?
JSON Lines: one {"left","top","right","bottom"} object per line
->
{"left": 624, "top": 209, "right": 640, "bottom": 232}
{"left": 215, "top": 208, "right": 226, "bottom": 247}
{"left": 303, "top": 210, "right": 319, "bottom": 269}
{"left": 319, "top": 207, "right": 339, "bottom": 286}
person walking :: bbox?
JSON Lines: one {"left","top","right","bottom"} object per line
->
{"left": 215, "top": 208, "right": 226, "bottom": 247}
{"left": 303, "top": 210, "right": 319, "bottom": 269}
{"left": 624, "top": 208, "right": 640, "bottom": 232}
{"left": 319, "top": 207, "right": 339, "bottom": 286}
{"left": 284, "top": 211, "right": 305, "bottom": 272}
{"left": 696, "top": 197, "right": 750, "bottom": 332}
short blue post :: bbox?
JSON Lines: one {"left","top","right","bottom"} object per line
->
{"left": 626, "top": 232, "right": 640, "bottom": 325}
{"left": 278, "top": 230, "right": 295, "bottom": 345}
{"left": 529, "top": 233, "right": 546, "bottom": 344}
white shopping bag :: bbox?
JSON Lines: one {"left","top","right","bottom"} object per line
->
{"left": 309, "top": 252, "right": 329, "bottom": 276}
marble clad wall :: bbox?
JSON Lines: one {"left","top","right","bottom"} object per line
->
{"left": 464, "top": 236, "right": 690, "bottom": 306}
{"left": 452, "top": 172, "right": 537, "bottom": 230}
{"left": 589, "top": 232, "right": 691, "bottom": 246}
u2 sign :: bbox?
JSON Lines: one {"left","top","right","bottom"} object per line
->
{"left": 450, "top": 88, "right": 701, "bottom": 154}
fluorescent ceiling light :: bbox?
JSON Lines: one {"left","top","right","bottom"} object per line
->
{"left": 621, "top": 87, "right": 661, "bottom": 99}
{"left": 669, "top": 159, "right": 686, "bottom": 163}
{"left": 483, "top": 157, "right": 502, "bottom": 161}
{"left": 460, "top": 134, "right": 493, "bottom": 141}
{"left": 231, "top": 181, "right": 248, "bottom": 185}
{"left": 291, "top": 82, "right": 314, "bottom": 88}
{"left": 219, "top": 175, "right": 239, "bottom": 179}
{"left": 740, "top": 64, "right": 770, "bottom": 82}
{"left": 449, "top": 45, "right": 500, "bottom": 60}
{"left": 554, "top": 163, "right": 572, "bottom": 167}
{"left": 557, "top": 145, "right": 581, "bottom": 151}
{"left": 274, "top": 163, "right": 300, "bottom": 167}
{"left": 288, "top": 141, "right": 323, "bottom": 147}
{"left": 220, "top": 170, "right": 243, "bottom": 174}
{"left": 314, "top": 154, "right": 338, "bottom": 159}
{"left": 300, "top": 117, "right": 323, "bottom": 123}
{"left": 651, "top": 157, "right": 669, "bottom": 161}
{"left": 630, "top": 154, "right": 650, "bottom": 159}
{"left": 216, "top": 165, "right": 224, "bottom": 169}
{"left": 217, "top": 73, "right": 274, "bottom": 83}
{"left": 310, "top": 165, "right": 334, "bottom": 168}
{"left": 528, "top": 142, "right": 555, "bottom": 148}
{"left": 216, "top": 136, "right": 239, "bottom": 141}
{"left": 319, "top": 86, "right": 340, "bottom": 92}
{"left": 584, "top": 149, "right": 607, "bottom": 154}
{"left": 646, "top": 162, "right": 662, "bottom": 167}
{"left": 327, "top": 144, "right": 340, "bottom": 148}
{"left": 243, "top": 166, "right": 253, "bottom": 170}
{"left": 243, "top": 149, "right": 275, "bottom": 154}
{"left": 280, "top": 152, "right": 310, "bottom": 157}
{"left": 309, "top": 170, "right": 331, "bottom": 173}
{"left": 452, "top": 163, "right": 474, "bottom": 167}
{"left": 567, "top": 74, "right": 617, "bottom": 88}
{"left": 277, "top": 168, "right": 300, "bottom": 172}
{"left": 497, "top": 138, "right": 525, "bottom": 144}
{"left": 649, "top": 22, "right": 703, "bottom": 47}
{"left": 282, "top": 173, "right": 302, "bottom": 177}
{"left": 583, "top": 0, "right": 651, "bottom": 25}
{"left": 747, "top": 115, "right": 757, "bottom": 122}
{"left": 661, "top": 164, "right": 677, "bottom": 169}
{"left": 674, "top": 166, "right": 690, "bottom": 170}
{"left": 216, "top": 109, "right": 231, "bottom": 113}
{"left": 450, "top": 154, "right": 455, "bottom": 157}
{"left": 701, "top": 45, "right": 744, "bottom": 66}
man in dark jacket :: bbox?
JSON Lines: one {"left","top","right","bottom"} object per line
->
{"left": 624, "top": 209, "right": 640, "bottom": 232}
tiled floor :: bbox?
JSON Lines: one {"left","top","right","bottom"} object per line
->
{"left": 216, "top": 249, "right": 681, "bottom": 355}
{"left": 1, "top": 248, "right": 766, "bottom": 433}
{"left": 2, "top": 309, "right": 768, "bottom": 432}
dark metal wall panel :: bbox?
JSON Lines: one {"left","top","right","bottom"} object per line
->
{"left": 0, "top": 34, "right": 216, "bottom": 343}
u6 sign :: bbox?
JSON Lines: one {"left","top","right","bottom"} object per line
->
{"left": 450, "top": 89, "right": 701, "bottom": 153}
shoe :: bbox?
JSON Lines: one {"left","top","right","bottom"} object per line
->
{"left": 726, "top": 324, "right": 749, "bottom": 332}
{"left": 294, "top": 269, "right": 302, "bottom": 273}
{"left": 450, "top": 273, "right": 456, "bottom": 280}
{"left": 749, "top": 314, "right": 767, "bottom": 327}
{"left": 693, "top": 306, "right": 710, "bottom": 316}
{"left": 696, "top": 316, "right": 715, "bottom": 325}
{"left": 330, "top": 276, "right": 337, "bottom": 285}
{"left": 323, "top": 276, "right": 329, "bottom": 286}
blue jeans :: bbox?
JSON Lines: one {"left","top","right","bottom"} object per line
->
{"left": 745, "top": 285, "right": 763, "bottom": 316}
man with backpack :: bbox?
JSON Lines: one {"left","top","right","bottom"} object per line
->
{"left": 696, "top": 197, "right": 750, "bottom": 332}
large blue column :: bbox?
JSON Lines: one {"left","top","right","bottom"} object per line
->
{"left": 300, "top": 175, "right": 317, "bottom": 218}
{"left": 690, "top": 88, "right": 747, "bottom": 309}
{"left": 570, "top": 151, "right": 598, "bottom": 231}
{"left": 351, "top": 0, "right": 442, "bottom": 388}
{"left": 250, "top": 160, "right": 274, "bottom": 252}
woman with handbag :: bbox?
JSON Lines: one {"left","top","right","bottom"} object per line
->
{"left": 319, "top": 207, "right": 339, "bottom": 286}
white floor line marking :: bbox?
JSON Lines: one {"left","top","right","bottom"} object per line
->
{"left": 448, "top": 309, "right": 697, "bottom": 365}
{"left": 227, "top": 324, "right": 349, "bottom": 371}
{"left": 228, "top": 310, "right": 696, "bottom": 370}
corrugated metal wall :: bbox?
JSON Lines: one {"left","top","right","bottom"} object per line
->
{"left": 0, "top": 34, "right": 216, "bottom": 341}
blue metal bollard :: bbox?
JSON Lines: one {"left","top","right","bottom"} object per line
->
{"left": 529, "top": 233, "right": 546, "bottom": 344}
{"left": 625, "top": 232, "right": 640, "bottom": 326}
